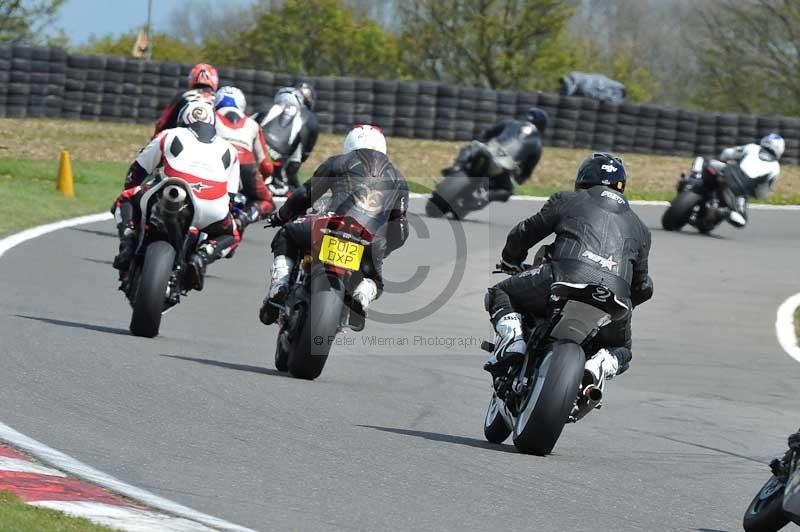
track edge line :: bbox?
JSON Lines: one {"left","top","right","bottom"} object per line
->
{"left": 776, "top": 293, "right": 800, "bottom": 364}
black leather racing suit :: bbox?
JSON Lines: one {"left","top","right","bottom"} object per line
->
{"left": 272, "top": 149, "right": 409, "bottom": 292}
{"left": 485, "top": 186, "right": 653, "bottom": 373}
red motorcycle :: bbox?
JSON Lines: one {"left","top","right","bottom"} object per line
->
{"left": 272, "top": 215, "right": 373, "bottom": 380}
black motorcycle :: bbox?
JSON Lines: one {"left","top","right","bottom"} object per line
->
{"left": 270, "top": 214, "right": 374, "bottom": 380}
{"left": 481, "top": 256, "right": 630, "bottom": 455}
{"left": 743, "top": 431, "right": 800, "bottom": 532}
{"left": 662, "top": 159, "right": 730, "bottom": 234}
{"left": 426, "top": 140, "right": 518, "bottom": 220}
{"left": 121, "top": 178, "right": 207, "bottom": 338}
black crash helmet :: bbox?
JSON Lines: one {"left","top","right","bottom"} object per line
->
{"left": 575, "top": 152, "right": 627, "bottom": 192}
{"left": 524, "top": 107, "right": 549, "bottom": 132}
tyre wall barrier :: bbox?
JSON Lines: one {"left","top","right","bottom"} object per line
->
{"left": 3, "top": 45, "right": 799, "bottom": 163}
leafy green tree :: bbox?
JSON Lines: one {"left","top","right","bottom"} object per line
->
{"left": 0, "top": 0, "right": 65, "bottom": 43}
{"left": 81, "top": 31, "right": 203, "bottom": 63}
{"left": 204, "top": 0, "right": 408, "bottom": 79}
{"left": 691, "top": 0, "right": 800, "bottom": 116}
{"left": 573, "top": 39, "right": 657, "bottom": 103}
{"left": 399, "top": 0, "right": 577, "bottom": 90}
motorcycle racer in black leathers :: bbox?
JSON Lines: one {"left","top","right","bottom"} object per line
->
{"left": 484, "top": 152, "right": 653, "bottom": 389}
{"left": 259, "top": 125, "right": 409, "bottom": 325}
{"left": 446, "top": 107, "right": 548, "bottom": 202}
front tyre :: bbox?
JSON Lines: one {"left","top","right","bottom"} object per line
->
{"left": 483, "top": 393, "right": 512, "bottom": 444}
{"left": 662, "top": 190, "right": 702, "bottom": 231}
{"left": 288, "top": 272, "right": 344, "bottom": 380}
{"left": 129, "top": 241, "right": 175, "bottom": 338}
{"left": 743, "top": 475, "right": 789, "bottom": 532}
{"left": 512, "top": 342, "right": 584, "bottom": 456}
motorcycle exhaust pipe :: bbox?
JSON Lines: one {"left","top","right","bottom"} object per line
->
{"left": 583, "top": 384, "right": 603, "bottom": 403}
{"left": 161, "top": 185, "right": 187, "bottom": 213}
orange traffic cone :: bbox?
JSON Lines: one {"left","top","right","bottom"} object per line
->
{"left": 56, "top": 150, "right": 74, "bottom": 197}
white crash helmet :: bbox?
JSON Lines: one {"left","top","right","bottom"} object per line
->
{"left": 274, "top": 86, "right": 303, "bottom": 108}
{"left": 178, "top": 100, "right": 216, "bottom": 127}
{"left": 760, "top": 133, "right": 785, "bottom": 159}
{"left": 214, "top": 86, "right": 246, "bottom": 111}
{"left": 344, "top": 125, "right": 387, "bottom": 155}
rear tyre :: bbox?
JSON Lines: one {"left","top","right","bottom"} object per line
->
{"left": 274, "top": 328, "right": 290, "bottom": 372}
{"left": 425, "top": 193, "right": 448, "bottom": 218}
{"left": 433, "top": 173, "right": 476, "bottom": 219}
{"left": 743, "top": 476, "right": 789, "bottom": 532}
{"left": 662, "top": 190, "right": 702, "bottom": 231}
{"left": 288, "top": 272, "right": 344, "bottom": 380}
{"left": 512, "top": 342, "right": 584, "bottom": 456}
{"left": 483, "top": 394, "right": 512, "bottom": 444}
{"left": 129, "top": 241, "right": 175, "bottom": 338}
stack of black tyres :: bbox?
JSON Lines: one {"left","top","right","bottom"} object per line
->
{"left": 473, "top": 88, "right": 498, "bottom": 140}
{"left": 0, "top": 47, "right": 10, "bottom": 118}
{"left": 414, "top": 81, "right": 437, "bottom": 139}
{"left": 394, "top": 81, "right": 417, "bottom": 138}
{"left": 593, "top": 101, "right": 617, "bottom": 151}
{"left": 313, "top": 76, "right": 335, "bottom": 134}
{"left": 654, "top": 107, "right": 678, "bottom": 154}
{"left": 434, "top": 83, "right": 458, "bottom": 141}
{"left": 614, "top": 103, "right": 638, "bottom": 152}
{"left": 455, "top": 86, "right": 477, "bottom": 141}
{"left": 575, "top": 97, "right": 598, "bottom": 148}
{"left": 534, "top": 92, "right": 559, "bottom": 145}
{"left": 634, "top": 104, "right": 658, "bottom": 153}
{"left": 333, "top": 77, "right": 355, "bottom": 134}
{"left": 675, "top": 110, "right": 698, "bottom": 155}
{"left": 371, "top": 79, "right": 396, "bottom": 137}
{"left": 353, "top": 78, "right": 375, "bottom": 127}
{"left": 780, "top": 117, "right": 800, "bottom": 162}
{"left": 714, "top": 112, "right": 739, "bottom": 154}
{"left": 552, "top": 96, "right": 580, "bottom": 148}
{"left": 695, "top": 112, "right": 717, "bottom": 157}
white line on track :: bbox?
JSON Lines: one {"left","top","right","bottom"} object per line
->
{"left": 0, "top": 421, "right": 255, "bottom": 532}
{"left": 776, "top": 293, "right": 800, "bottom": 364}
{"left": 407, "top": 191, "right": 800, "bottom": 210}
{"left": 0, "top": 212, "right": 113, "bottom": 259}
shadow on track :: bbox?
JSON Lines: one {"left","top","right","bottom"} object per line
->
{"left": 695, "top": 528, "right": 731, "bottom": 532}
{"left": 71, "top": 228, "right": 117, "bottom": 238}
{"left": 649, "top": 227, "right": 726, "bottom": 240}
{"left": 160, "top": 354, "right": 291, "bottom": 378}
{"left": 83, "top": 257, "right": 114, "bottom": 266}
{"left": 15, "top": 315, "right": 129, "bottom": 336}
{"left": 357, "top": 424, "right": 518, "bottom": 454}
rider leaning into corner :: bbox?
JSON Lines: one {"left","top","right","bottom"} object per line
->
{"left": 213, "top": 86, "right": 276, "bottom": 231}
{"left": 252, "top": 83, "right": 320, "bottom": 194}
{"left": 112, "top": 100, "right": 241, "bottom": 290}
{"left": 689, "top": 133, "right": 784, "bottom": 228}
{"left": 446, "top": 107, "right": 548, "bottom": 202}
{"left": 152, "top": 63, "right": 219, "bottom": 138}
{"left": 484, "top": 152, "right": 654, "bottom": 390}
{"left": 259, "top": 124, "right": 409, "bottom": 325}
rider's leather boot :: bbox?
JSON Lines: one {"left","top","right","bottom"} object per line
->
{"left": 259, "top": 255, "right": 294, "bottom": 325}
{"left": 584, "top": 348, "right": 620, "bottom": 384}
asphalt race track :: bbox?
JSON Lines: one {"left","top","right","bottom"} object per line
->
{"left": 1, "top": 198, "right": 798, "bottom": 532}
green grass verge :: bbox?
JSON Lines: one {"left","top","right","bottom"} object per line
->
{"left": 0, "top": 491, "right": 117, "bottom": 531}
{"left": 1, "top": 116, "right": 798, "bottom": 236}
{"left": 795, "top": 307, "right": 800, "bottom": 343}
{"left": 0, "top": 158, "right": 126, "bottom": 236}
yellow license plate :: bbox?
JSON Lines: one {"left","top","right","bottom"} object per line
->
{"left": 319, "top": 235, "right": 364, "bottom": 271}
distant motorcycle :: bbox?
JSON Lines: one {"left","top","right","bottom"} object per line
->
{"left": 271, "top": 214, "right": 374, "bottom": 380}
{"left": 426, "top": 140, "right": 518, "bottom": 220}
{"left": 742, "top": 432, "right": 800, "bottom": 531}
{"left": 662, "top": 159, "right": 729, "bottom": 234}
{"left": 255, "top": 97, "right": 308, "bottom": 196}
{"left": 481, "top": 253, "right": 630, "bottom": 455}
{"left": 121, "top": 178, "right": 214, "bottom": 338}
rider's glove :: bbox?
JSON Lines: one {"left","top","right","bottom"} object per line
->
{"left": 265, "top": 211, "right": 286, "bottom": 228}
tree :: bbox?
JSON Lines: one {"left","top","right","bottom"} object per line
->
{"left": 0, "top": 0, "right": 65, "bottom": 43}
{"left": 690, "top": 0, "right": 800, "bottom": 116}
{"left": 399, "top": 0, "right": 577, "bottom": 90}
{"left": 203, "top": 0, "right": 408, "bottom": 79}
{"left": 81, "top": 31, "right": 203, "bottom": 63}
